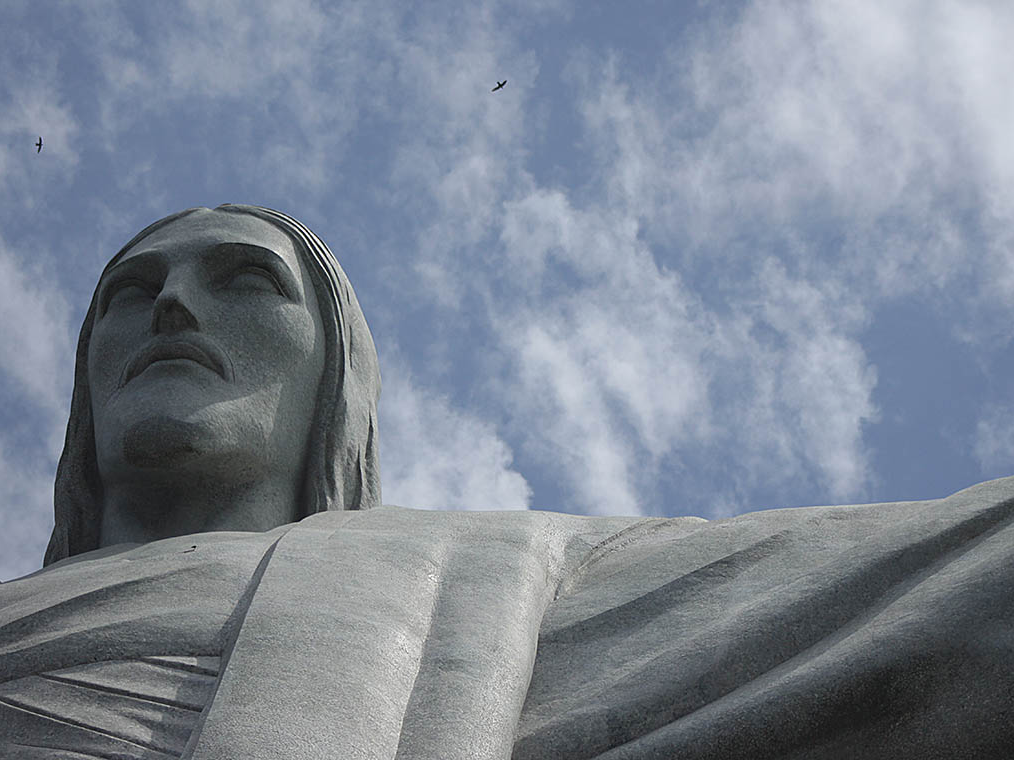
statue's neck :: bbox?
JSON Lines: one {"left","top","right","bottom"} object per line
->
{"left": 97, "top": 474, "right": 302, "bottom": 548}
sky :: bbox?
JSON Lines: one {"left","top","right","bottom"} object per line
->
{"left": 2, "top": 0, "right": 1013, "bottom": 581}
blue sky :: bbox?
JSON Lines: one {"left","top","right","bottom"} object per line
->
{"left": 2, "top": 0, "right": 1013, "bottom": 581}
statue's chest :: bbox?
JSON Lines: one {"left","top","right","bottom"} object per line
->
{"left": 0, "top": 534, "right": 284, "bottom": 758}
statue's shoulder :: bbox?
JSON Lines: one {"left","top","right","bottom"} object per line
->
{"left": 296, "top": 504, "right": 659, "bottom": 535}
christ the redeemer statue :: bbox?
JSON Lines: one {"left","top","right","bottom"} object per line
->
{"left": 1, "top": 205, "right": 1011, "bottom": 759}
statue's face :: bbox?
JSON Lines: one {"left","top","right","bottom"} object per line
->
{"left": 88, "top": 209, "right": 325, "bottom": 486}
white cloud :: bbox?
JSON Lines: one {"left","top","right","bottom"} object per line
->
{"left": 495, "top": 192, "right": 716, "bottom": 514}
{"left": 0, "top": 29, "right": 80, "bottom": 208}
{"left": 476, "top": 0, "right": 1014, "bottom": 514}
{"left": 506, "top": 321, "right": 638, "bottom": 515}
{"left": 973, "top": 403, "right": 1014, "bottom": 479}
{"left": 70, "top": 0, "right": 559, "bottom": 217}
{"left": 360, "top": 1, "right": 906, "bottom": 517}
{"left": 679, "top": 0, "right": 1014, "bottom": 306}
{"left": 0, "top": 239, "right": 74, "bottom": 428}
{"left": 0, "top": 442, "right": 54, "bottom": 581}
{"left": 383, "top": 17, "right": 542, "bottom": 306}
{"left": 491, "top": 187, "right": 880, "bottom": 516}
{"left": 0, "top": 239, "right": 73, "bottom": 582}
{"left": 744, "top": 259, "right": 878, "bottom": 498}
{"left": 378, "top": 354, "right": 531, "bottom": 510}
{"left": 72, "top": 0, "right": 389, "bottom": 197}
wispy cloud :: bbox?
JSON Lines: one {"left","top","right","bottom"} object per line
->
{"left": 495, "top": 190, "right": 714, "bottom": 514}
{"left": 381, "top": 15, "right": 891, "bottom": 516}
{"left": 0, "top": 238, "right": 74, "bottom": 580}
{"left": 679, "top": 1, "right": 1014, "bottom": 309}
{"left": 0, "top": 238, "right": 74, "bottom": 430}
{"left": 0, "top": 442, "right": 55, "bottom": 581}
{"left": 973, "top": 402, "right": 1014, "bottom": 480}
{"left": 470, "top": 0, "right": 1010, "bottom": 514}
{"left": 379, "top": 351, "right": 531, "bottom": 510}
{"left": 71, "top": 0, "right": 383, "bottom": 201}
{"left": 0, "top": 15, "right": 80, "bottom": 208}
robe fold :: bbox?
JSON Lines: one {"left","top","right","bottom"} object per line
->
{"left": 2, "top": 476, "right": 1013, "bottom": 758}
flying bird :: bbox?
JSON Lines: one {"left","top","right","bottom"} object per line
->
{"left": 35, "top": 137, "right": 42, "bottom": 153}
{"left": 492, "top": 80, "right": 506, "bottom": 92}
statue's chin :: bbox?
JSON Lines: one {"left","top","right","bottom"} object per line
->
{"left": 122, "top": 415, "right": 204, "bottom": 469}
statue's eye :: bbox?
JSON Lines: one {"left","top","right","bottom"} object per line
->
{"left": 225, "top": 266, "right": 282, "bottom": 293}
{"left": 105, "top": 280, "right": 153, "bottom": 309}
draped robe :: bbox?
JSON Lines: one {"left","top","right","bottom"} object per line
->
{"left": 2, "top": 475, "right": 1013, "bottom": 758}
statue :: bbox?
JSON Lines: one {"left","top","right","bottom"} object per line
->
{"left": 1, "top": 205, "right": 1012, "bottom": 759}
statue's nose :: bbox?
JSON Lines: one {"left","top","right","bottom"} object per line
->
{"left": 151, "top": 286, "right": 199, "bottom": 335}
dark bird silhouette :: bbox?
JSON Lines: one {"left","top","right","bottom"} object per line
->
{"left": 492, "top": 80, "right": 506, "bottom": 92}
{"left": 35, "top": 137, "right": 42, "bottom": 153}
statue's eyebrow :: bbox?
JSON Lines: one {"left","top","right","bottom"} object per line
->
{"left": 100, "top": 242, "right": 302, "bottom": 300}
{"left": 102, "top": 250, "right": 166, "bottom": 282}
{"left": 206, "top": 242, "right": 300, "bottom": 299}
{"left": 97, "top": 252, "right": 167, "bottom": 312}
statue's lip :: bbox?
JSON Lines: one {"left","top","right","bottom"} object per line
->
{"left": 123, "top": 338, "right": 231, "bottom": 386}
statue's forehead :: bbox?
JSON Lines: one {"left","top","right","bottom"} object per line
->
{"left": 119, "top": 211, "right": 298, "bottom": 269}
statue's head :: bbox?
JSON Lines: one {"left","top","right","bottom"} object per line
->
{"left": 44, "top": 205, "right": 381, "bottom": 566}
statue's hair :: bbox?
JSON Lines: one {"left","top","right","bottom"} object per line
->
{"left": 44, "top": 204, "right": 381, "bottom": 567}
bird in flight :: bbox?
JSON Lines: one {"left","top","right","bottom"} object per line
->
{"left": 35, "top": 137, "right": 42, "bottom": 153}
{"left": 492, "top": 80, "right": 506, "bottom": 92}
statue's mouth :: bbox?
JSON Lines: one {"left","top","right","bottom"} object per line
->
{"left": 123, "top": 338, "right": 230, "bottom": 386}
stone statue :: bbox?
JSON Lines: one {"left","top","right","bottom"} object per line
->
{"left": 1, "top": 205, "right": 1012, "bottom": 759}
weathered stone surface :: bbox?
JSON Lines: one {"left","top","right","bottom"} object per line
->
{"left": 1, "top": 206, "right": 1011, "bottom": 758}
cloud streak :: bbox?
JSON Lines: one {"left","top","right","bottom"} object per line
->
{"left": 379, "top": 353, "right": 532, "bottom": 510}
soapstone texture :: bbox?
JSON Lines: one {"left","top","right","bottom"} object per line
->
{"left": 1, "top": 205, "right": 1012, "bottom": 758}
